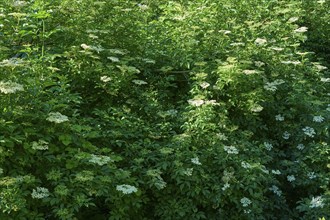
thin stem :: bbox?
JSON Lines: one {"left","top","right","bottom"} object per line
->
{"left": 41, "top": 19, "right": 45, "bottom": 58}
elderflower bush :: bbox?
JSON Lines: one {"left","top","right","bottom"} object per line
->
{"left": 0, "top": 0, "right": 329, "bottom": 219}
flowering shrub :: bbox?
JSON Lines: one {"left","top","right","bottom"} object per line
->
{"left": 0, "top": 0, "right": 329, "bottom": 219}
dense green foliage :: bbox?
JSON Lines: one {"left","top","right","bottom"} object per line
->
{"left": 0, "top": 0, "right": 329, "bottom": 219}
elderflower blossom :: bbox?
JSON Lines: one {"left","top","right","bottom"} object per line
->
{"left": 321, "top": 78, "right": 330, "bottom": 82}
{"left": 254, "top": 38, "right": 267, "bottom": 45}
{"left": 0, "top": 81, "right": 24, "bottom": 94}
{"left": 31, "top": 187, "right": 50, "bottom": 199}
{"left": 271, "top": 47, "right": 284, "bottom": 51}
{"left": 313, "top": 115, "right": 324, "bottom": 123}
{"left": 188, "top": 99, "right": 204, "bottom": 106}
{"left": 251, "top": 104, "right": 263, "bottom": 112}
{"left": 314, "top": 64, "right": 328, "bottom": 71}
{"left": 137, "top": 3, "right": 149, "bottom": 10}
{"left": 132, "top": 80, "right": 147, "bottom": 85}
{"left": 288, "top": 17, "right": 299, "bottom": 23}
{"left": 302, "top": 127, "right": 316, "bottom": 137}
{"left": 243, "top": 70, "right": 258, "bottom": 75}
{"left": 32, "top": 140, "right": 49, "bottom": 150}
{"left": 219, "top": 30, "right": 231, "bottom": 34}
{"left": 297, "top": 144, "right": 305, "bottom": 150}
{"left": 264, "top": 142, "right": 273, "bottom": 151}
{"left": 281, "top": 60, "right": 301, "bottom": 65}
{"left": 294, "top": 27, "right": 308, "bottom": 33}
{"left": 191, "top": 157, "right": 202, "bottom": 165}
{"left": 282, "top": 131, "right": 290, "bottom": 140}
{"left": 310, "top": 196, "right": 324, "bottom": 208}
{"left": 12, "top": 1, "right": 28, "bottom": 7}
{"left": 224, "top": 146, "right": 239, "bottom": 154}
{"left": 240, "top": 197, "right": 252, "bottom": 207}
{"left": 222, "top": 183, "right": 230, "bottom": 191}
{"left": 89, "top": 154, "right": 112, "bottom": 166}
{"left": 0, "top": 58, "right": 25, "bottom": 67}
{"left": 80, "top": 43, "right": 91, "bottom": 50}
{"left": 275, "top": 114, "right": 284, "bottom": 121}
{"left": 46, "top": 112, "right": 69, "bottom": 123}
{"left": 183, "top": 168, "right": 193, "bottom": 176}
{"left": 307, "top": 172, "right": 317, "bottom": 179}
{"left": 116, "top": 184, "right": 138, "bottom": 194}
{"left": 269, "top": 185, "right": 282, "bottom": 196}
{"left": 287, "top": 175, "right": 296, "bottom": 182}
{"left": 272, "top": 170, "right": 281, "bottom": 175}
{"left": 200, "top": 82, "right": 210, "bottom": 89}
{"left": 108, "top": 56, "right": 120, "bottom": 62}
{"left": 100, "top": 76, "right": 111, "bottom": 82}
{"left": 254, "top": 61, "right": 265, "bottom": 67}
{"left": 241, "top": 161, "right": 251, "bottom": 169}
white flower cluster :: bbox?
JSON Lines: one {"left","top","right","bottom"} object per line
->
{"left": 302, "top": 126, "right": 316, "bottom": 137}
{"left": 116, "top": 184, "right": 138, "bottom": 194}
{"left": 297, "top": 144, "right": 305, "bottom": 150}
{"left": 321, "top": 78, "right": 330, "bottom": 82}
{"left": 241, "top": 161, "right": 251, "bottom": 169}
{"left": 282, "top": 131, "right": 290, "bottom": 140}
{"left": 287, "top": 175, "right": 296, "bottom": 182}
{"left": 46, "top": 112, "right": 69, "bottom": 123}
{"left": 310, "top": 196, "right": 324, "bottom": 208}
{"left": 251, "top": 104, "right": 263, "bottom": 112}
{"left": 222, "top": 183, "right": 230, "bottom": 191}
{"left": 183, "top": 168, "right": 193, "bottom": 176}
{"left": 288, "top": 17, "right": 299, "bottom": 23}
{"left": 31, "top": 187, "right": 50, "bottom": 199}
{"left": 137, "top": 3, "right": 149, "bottom": 10}
{"left": 187, "top": 99, "right": 218, "bottom": 107}
{"left": 89, "top": 154, "right": 112, "bottom": 166}
{"left": 254, "top": 61, "right": 265, "bottom": 67}
{"left": 314, "top": 64, "right": 327, "bottom": 71}
{"left": 108, "top": 56, "right": 119, "bottom": 62}
{"left": 307, "top": 172, "right": 317, "bottom": 179}
{"left": 154, "top": 177, "right": 167, "bottom": 190}
{"left": 272, "top": 170, "right": 281, "bottom": 175}
{"left": 313, "top": 115, "right": 324, "bottom": 123}
{"left": 240, "top": 197, "right": 252, "bottom": 207}
{"left": 224, "top": 146, "right": 239, "bottom": 154}
{"left": 264, "top": 142, "right": 273, "bottom": 151}
{"left": 275, "top": 114, "right": 285, "bottom": 121}
{"left": 294, "top": 26, "right": 308, "bottom": 33}
{"left": 230, "top": 42, "right": 245, "bottom": 46}
{"left": 254, "top": 38, "right": 267, "bottom": 45}
{"left": 0, "top": 58, "right": 24, "bottom": 67}
{"left": 32, "top": 140, "right": 49, "bottom": 150}
{"left": 12, "top": 1, "right": 28, "bottom": 7}
{"left": 271, "top": 47, "right": 284, "bottom": 51}
{"left": 191, "top": 157, "right": 202, "bottom": 165}
{"left": 200, "top": 82, "right": 210, "bottom": 89}
{"left": 269, "top": 185, "right": 282, "bottom": 196}
{"left": 219, "top": 30, "right": 231, "bottom": 34}
{"left": 281, "top": 60, "right": 301, "bottom": 65}
{"left": 243, "top": 69, "right": 258, "bottom": 75}
{"left": 0, "top": 81, "right": 24, "bottom": 94}
{"left": 132, "top": 80, "right": 148, "bottom": 85}
{"left": 264, "top": 79, "right": 285, "bottom": 92}
{"left": 100, "top": 76, "right": 111, "bottom": 82}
